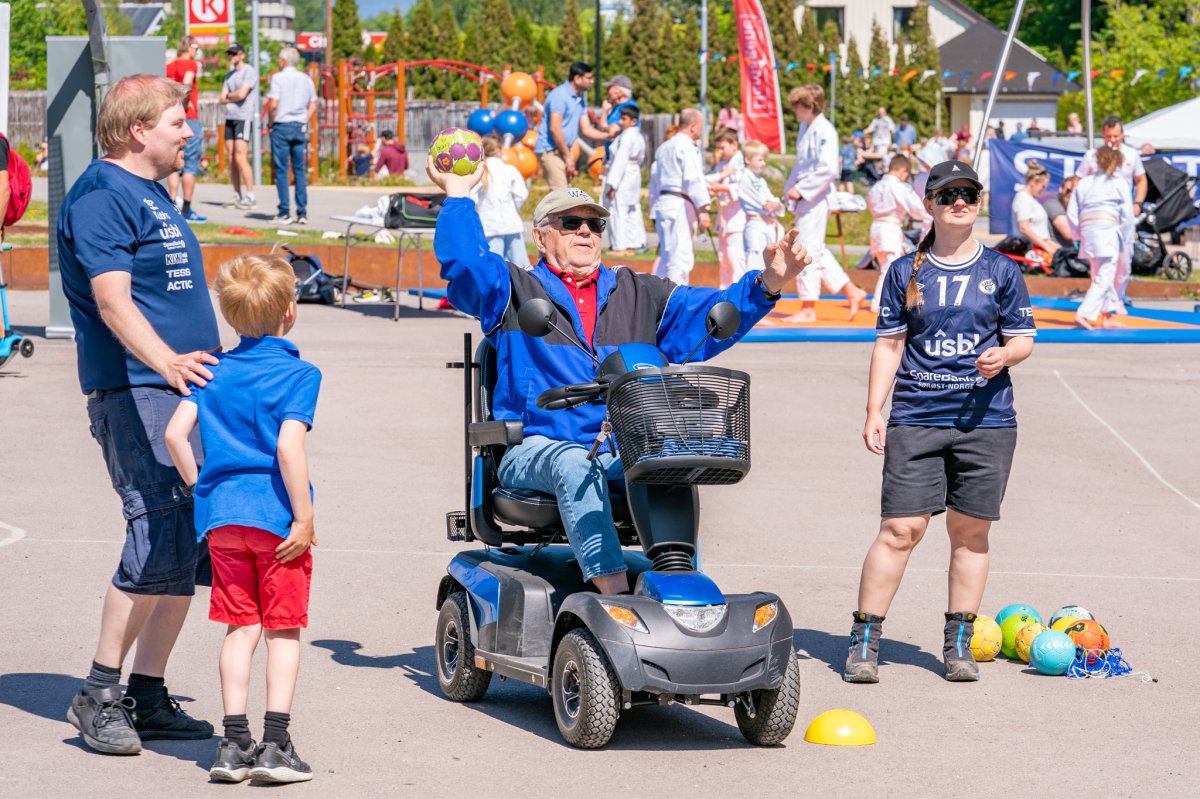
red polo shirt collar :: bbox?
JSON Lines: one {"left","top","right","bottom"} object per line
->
{"left": 544, "top": 262, "right": 599, "bottom": 347}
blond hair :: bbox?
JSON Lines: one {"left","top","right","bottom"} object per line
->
{"left": 96, "top": 74, "right": 189, "bottom": 156}
{"left": 742, "top": 140, "right": 769, "bottom": 160}
{"left": 787, "top": 84, "right": 825, "bottom": 115}
{"left": 1096, "top": 145, "right": 1124, "bottom": 175}
{"left": 215, "top": 255, "right": 296, "bottom": 338}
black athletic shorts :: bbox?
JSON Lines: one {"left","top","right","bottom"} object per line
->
{"left": 225, "top": 120, "right": 251, "bottom": 142}
{"left": 880, "top": 424, "right": 1017, "bottom": 522}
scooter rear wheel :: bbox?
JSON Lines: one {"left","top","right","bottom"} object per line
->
{"left": 734, "top": 653, "right": 801, "bottom": 746}
{"left": 19, "top": 339, "right": 34, "bottom": 358}
{"left": 435, "top": 592, "right": 492, "bottom": 701}
{"left": 552, "top": 629, "right": 620, "bottom": 749}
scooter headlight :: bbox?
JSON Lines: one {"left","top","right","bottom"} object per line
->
{"left": 663, "top": 604, "right": 727, "bottom": 633}
{"left": 753, "top": 601, "right": 778, "bottom": 632}
{"left": 599, "top": 601, "right": 648, "bottom": 633}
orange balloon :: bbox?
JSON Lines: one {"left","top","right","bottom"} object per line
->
{"left": 501, "top": 71, "right": 537, "bottom": 109}
{"left": 569, "top": 141, "right": 580, "bottom": 165}
{"left": 499, "top": 146, "right": 522, "bottom": 171}
{"left": 587, "top": 145, "right": 606, "bottom": 181}
{"left": 514, "top": 145, "right": 538, "bottom": 180}
{"left": 521, "top": 129, "right": 538, "bottom": 149}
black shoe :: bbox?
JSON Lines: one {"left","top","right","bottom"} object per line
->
{"left": 209, "top": 737, "right": 257, "bottom": 783}
{"left": 132, "top": 692, "right": 215, "bottom": 740}
{"left": 250, "top": 740, "right": 314, "bottom": 783}
{"left": 944, "top": 611, "right": 981, "bottom": 682}
{"left": 296, "top": 214, "right": 308, "bottom": 225}
{"left": 843, "top": 611, "right": 884, "bottom": 684}
{"left": 66, "top": 685, "right": 142, "bottom": 755}
{"left": 272, "top": 214, "right": 292, "bottom": 225}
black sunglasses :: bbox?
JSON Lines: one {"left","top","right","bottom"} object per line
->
{"left": 933, "top": 187, "right": 980, "bottom": 205}
{"left": 556, "top": 215, "right": 606, "bottom": 234}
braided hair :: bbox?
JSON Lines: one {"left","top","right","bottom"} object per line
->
{"left": 905, "top": 226, "right": 935, "bottom": 310}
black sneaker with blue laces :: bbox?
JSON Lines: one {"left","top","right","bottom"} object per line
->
{"left": 67, "top": 685, "right": 142, "bottom": 755}
{"left": 131, "top": 689, "right": 215, "bottom": 740}
{"left": 209, "top": 737, "right": 258, "bottom": 782}
{"left": 250, "top": 740, "right": 314, "bottom": 783}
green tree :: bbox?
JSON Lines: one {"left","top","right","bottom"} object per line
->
{"left": 295, "top": 0, "right": 326, "bottom": 32}
{"left": 675, "top": 13, "right": 701, "bottom": 108}
{"left": 433, "top": 3, "right": 462, "bottom": 99}
{"left": 905, "top": 1, "right": 942, "bottom": 136}
{"left": 380, "top": 10, "right": 408, "bottom": 64}
{"left": 866, "top": 18, "right": 898, "bottom": 124}
{"left": 331, "top": 0, "right": 364, "bottom": 62}
{"left": 405, "top": 0, "right": 439, "bottom": 98}
{"left": 795, "top": 6, "right": 822, "bottom": 71}
{"left": 622, "top": 0, "right": 662, "bottom": 108}
{"left": 477, "top": 0, "right": 518, "bottom": 70}
{"left": 837, "top": 34, "right": 870, "bottom": 134}
{"left": 555, "top": 0, "right": 585, "bottom": 81}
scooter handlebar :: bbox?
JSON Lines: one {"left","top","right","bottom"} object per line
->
{"left": 536, "top": 381, "right": 608, "bottom": 411}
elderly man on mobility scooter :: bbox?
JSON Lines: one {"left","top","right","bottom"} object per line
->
{"left": 429, "top": 156, "right": 812, "bottom": 748}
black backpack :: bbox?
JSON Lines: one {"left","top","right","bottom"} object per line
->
{"left": 277, "top": 245, "right": 338, "bottom": 304}
{"left": 384, "top": 193, "right": 445, "bottom": 229}
{"left": 1051, "top": 245, "right": 1091, "bottom": 278}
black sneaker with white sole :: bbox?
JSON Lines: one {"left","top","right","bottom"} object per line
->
{"left": 272, "top": 214, "right": 292, "bottom": 225}
{"left": 296, "top": 215, "right": 308, "bottom": 225}
{"left": 66, "top": 685, "right": 142, "bottom": 755}
{"left": 250, "top": 741, "right": 314, "bottom": 783}
{"left": 209, "top": 737, "right": 257, "bottom": 783}
{"left": 132, "top": 691, "right": 215, "bottom": 740}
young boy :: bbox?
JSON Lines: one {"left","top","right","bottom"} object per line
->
{"left": 838, "top": 134, "right": 858, "bottom": 192}
{"left": 602, "top": 103, "right": 647, "bottom": 256}
{"left": 165, "top": 254, "right": 321, "bottom": 784}
{"left": 737, "top": 140, "right": 784, "bottom": 272}
{"left": 707, "top": 127, "right": 746, "bottom": 288}
{"left": 867, "top": 154, "right": 930, "bottom": 313}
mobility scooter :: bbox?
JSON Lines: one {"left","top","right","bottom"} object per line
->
{"left": 436, "top": 299, "right": 799, "bottom": 748}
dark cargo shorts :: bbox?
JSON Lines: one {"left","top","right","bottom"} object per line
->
{"left": 880, "top": 424, "right": 1018, "bottom": 522}
{"left": 87, "top": 386, "right": 210, "bottom": 596}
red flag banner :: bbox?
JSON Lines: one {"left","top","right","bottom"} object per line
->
{"left": 733, "top": 0, "right": 785, "bottom": 152}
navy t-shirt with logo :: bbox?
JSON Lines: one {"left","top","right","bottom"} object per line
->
{"left": 58, "top": 160, "right": 219, "bottom": 392}
{"left": 875, "top": 242, "right": 1036, "bottom": 428}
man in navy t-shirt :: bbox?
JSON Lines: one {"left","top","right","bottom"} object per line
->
{"left": 57, "top": 74, "right": 220, "bottom": 756}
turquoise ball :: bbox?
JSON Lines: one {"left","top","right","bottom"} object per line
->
{"left": 995, "top": 603, "right": 1042, "bottom": 627}
{"left": 1030, "top": 629, "right": 1077, "bottom": 675}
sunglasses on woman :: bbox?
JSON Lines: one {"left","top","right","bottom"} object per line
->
{"left": 555, "top": 215, "right": 607, "bottom": 234}
{"left": 933, "top": 187, "right": 980, "bottom": 205}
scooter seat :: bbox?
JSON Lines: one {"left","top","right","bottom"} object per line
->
{"left": 492, "top": 485, "right": 632, "bottom": 531}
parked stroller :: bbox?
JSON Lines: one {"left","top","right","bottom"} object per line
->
{"left": 1133, "top": 158, "right": 1197, "bottom": 282}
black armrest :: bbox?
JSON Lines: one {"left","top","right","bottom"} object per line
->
{"left": 469, "top": 420, "right": 524, "bottom": 447}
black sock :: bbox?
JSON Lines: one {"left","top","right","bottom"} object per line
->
{"left": 222, "top": 714, "right": 253, "bottom": 749}
{"left": 125, "top": 673, "right": 166, "bottom": 710}
{"left": 181, "top": 200, "right": 191, "bottom": 216}
{"left": 84, "top": 660, "right": 121, "bottom": 691}
{"left": 262, "top": 711, "right": 291, "bottom": 747}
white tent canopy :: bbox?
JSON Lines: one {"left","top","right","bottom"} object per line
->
{"left": 1124, "top": 97, "right": 1200, "bottom": 151}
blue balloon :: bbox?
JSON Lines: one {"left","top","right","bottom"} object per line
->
{"left": 995, "top": 603, "right": 1042, "bottom": 627}
{"left": 493, "top": 109, "right": 529, "bottom": 140}
{"left": 1029, "top": 629, "right": 1076, "bottom": 675}
{"left": 467, "top": 108, "right": 495, "bottom": 136}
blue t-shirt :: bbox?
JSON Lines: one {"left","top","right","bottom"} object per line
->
{"left": 184, "top": 336, "right": 322, "bottom": 539}
{"left": 896, "top": 124, "right": 918, "bottom": 147}
{"left": 876, "top": 243, "right": 1036, "bottom": 428}
{"left": 534, "top": 82, "right": 586, "bottom": 154}
{"left": 606, "top": 100, "right": 640, "bottom": 128}
{"left": 57, "top": 160, "right": 219, "bottom": 392}
{"left": 839, "top": 143, "right": 857, "bottom": 170}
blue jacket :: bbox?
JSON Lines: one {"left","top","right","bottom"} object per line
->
{"left": 434, "top": 198, "right": 778, "bottom": 448}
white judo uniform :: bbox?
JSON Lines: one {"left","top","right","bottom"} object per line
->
{"left": 709, "top": 152, "right": 746, "bottom": 288}
{"left": 1067, "top": 173, "right": 1133, "bottom": 323}
{"left": 651, "top": 133, "right": 712, "bottom": 285}
{"left": 867, "top": 173, "right": 930, "bottom": 312}
{"left": 603, "top": 126, "right": 647, "bottom": 251}
{"left": 738, "top": 170, "right": 782, "bottom": 273}
{"left": 784, "top": 113, "right": 853, "bottom": 298}
{"left": 1076, "top": 143, "right": 1144, "bottom": 301}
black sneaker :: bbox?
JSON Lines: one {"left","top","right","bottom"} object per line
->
{"left": 296, "top": 214, "right": 308, "bottom": 225}
{"left": 843, "top": 611, "right": 885, "bottom": 683}
{"left": 66, "top": 685, "right": 142, "bottom": 755}
{"left": 944, "top": 611, "right": 981, "bottom": 682}
{"left": 209, "top": 737, "right": 257, "bottom": 783}
{"left": 250, "top": 740, "right": 314, "bottom": 783}
{"left": 272, "top": 214, "right": 292, "bottom": 225}
{"left": 132, "top": 692, "right": 215, "bottom": 740}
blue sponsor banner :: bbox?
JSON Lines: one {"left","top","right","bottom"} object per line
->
{"left": 987, "top": 139, "right": 1200, "bottom": 235}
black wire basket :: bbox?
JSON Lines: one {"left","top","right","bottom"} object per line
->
{"left": 606, "top": 365, "right": 751, "bottom": 486}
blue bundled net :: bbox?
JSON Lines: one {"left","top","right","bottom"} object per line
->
{"left": 1066, "top": 647, "right": 1134, "bottom": 679}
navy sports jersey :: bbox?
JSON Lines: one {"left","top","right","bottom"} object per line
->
{"left": 876, "top": 242, "right": 1036, "bottom": 428}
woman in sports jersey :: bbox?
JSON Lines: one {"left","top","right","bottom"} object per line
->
{"left": 843, "top": 160, "right": 1037, "bottom": 684}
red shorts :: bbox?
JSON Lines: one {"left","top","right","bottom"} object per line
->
{"left": 208, "top": 525, "right": 312, "bottom": 629}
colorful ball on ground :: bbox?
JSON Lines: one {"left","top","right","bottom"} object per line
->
{"left": 430, "top": 128, "right": 484, "bottom": 176}
{"left": 466, "top": 108, "right": 496, "bottom": 136}
{"left": 1000, "top": 613, "right": 1039, "bottom": 660}
{"left": 494, "top": 109, "right": 529, "bottom": 140}
{"left": 1029, "top": 629, "right": 1076, "bottom": 675}
{"left": 969, "top": 615, "right": 1002, "bottom": 662}
{"left": 1048, "top": 605, "right": 1093, "bottom": 628}
{"left": 1064, "top": 619, "right": 1110, "bottom": 662}
{"left": 995, "top": 603, "right": 1042, "bottom": 627}
{"left": 1014, "top": 622, "right": 1049, "bottom": 663}
{"left": 500, "top": 71, "right": 537, "bottom": 108}
{"left": 1050, "top": 616, "right": 1080, "bottom": 633}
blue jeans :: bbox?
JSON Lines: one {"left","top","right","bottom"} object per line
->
{"left": 271, "top": 122, "right": 308, "bottom": 216}
{"left": 487, "top": 233, "right": 527, "bottom": 266}
{"left": 182, "top": 119, "right": 203, "bottom": 174}
{"left": 498, "top": 435, "right": 627, "bottom": 582}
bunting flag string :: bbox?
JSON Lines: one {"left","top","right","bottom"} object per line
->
{"left": 919, "top": 69, "right": 937, "bottom": 83}
{"left": 1131, "top": 69, "right": 1148, "bottom": 85}
{"left": 1026, "top": 71, "right": 1041, "bottom": 91}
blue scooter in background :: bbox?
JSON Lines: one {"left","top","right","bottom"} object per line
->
{"left": 0, "top": 243, "right": 35, "bottom": 370}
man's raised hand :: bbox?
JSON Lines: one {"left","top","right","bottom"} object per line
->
{"left": 425, "top": 154, "right": 485, "bottom": 198}
{"left": 760, "top": 228, "right": 812, "bottom": 294}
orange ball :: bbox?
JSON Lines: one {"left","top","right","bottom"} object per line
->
{"left": 501, "top": 71, "right": 537, "bottom": 109}
{"left": 513, "top": 145, "right": 538, "bottom": 179}
{"left": 521, "top": 129, "right": 538, "bottom": 149}
{"left": 587, "top": 145, "right": 606, "bottom": 181}
{"left": 499, "top": 146, "right": 522, "bottom": 171}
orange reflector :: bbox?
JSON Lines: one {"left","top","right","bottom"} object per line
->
{"left": 753, "top": 602, "right": 778, "bottom": 631}
{"left": 607, "top": 605, "right": 641, "bottom": 628}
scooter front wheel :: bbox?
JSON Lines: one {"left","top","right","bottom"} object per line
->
{"left": 19, "top": 339, "right": 34, "bottom": 358}
{"left": 435, "top": 592, "right": 492, "bottom": 701}
{"left": 552, "top": 629, "right": 620, "bottom": 749}
{"left": 734, "top": 653, "right": 801, "bottom": 746}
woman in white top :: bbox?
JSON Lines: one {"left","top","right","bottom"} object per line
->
{"left": 867, "top": 155, "right": 931, "bottom": 313}
{"left": 1067, "top": 146, "right": 1133, "bottom": 329}
{"left": 471, "top": 136, "right": 529, "bottom": 265}
{"left": 1010, "top": 161, "right": 1058, "bottom": 257}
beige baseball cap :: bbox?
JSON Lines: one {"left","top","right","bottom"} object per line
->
{"left": 533, "top": 188, "right": 610, "bottom": 226}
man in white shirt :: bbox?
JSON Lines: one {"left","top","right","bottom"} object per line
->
{"left": 602, "top": 104, "right": 646, "bottom": 256}
{"left": 784, "top": 84, "right": 866, "bottom": 322}
{"left": 266, "top": 47, "right": 318, "bottom": 225}
{"left": 866, "top": 107, "right": 895, "bottom": 156}
{"left": 650, "top": 108, "right": 712, "bottom": 285}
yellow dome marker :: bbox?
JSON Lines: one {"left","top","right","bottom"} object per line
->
{"left": 803, "top": 709, "right": 876, "bottom": 746}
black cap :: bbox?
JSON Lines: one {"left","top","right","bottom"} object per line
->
{"left": 226, "top": 43, "right": 245, "bottom": 55}
{"left": 925, "top": 160, "right": 983, "bottom": 193}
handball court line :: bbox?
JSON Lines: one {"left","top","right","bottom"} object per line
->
{"left": 1054, "top": 369, "right": 1200, "bottom": 513}
{"left": 0, "top": 521, "right": 27, "bottom": 548}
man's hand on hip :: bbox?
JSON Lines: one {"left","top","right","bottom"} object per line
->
{"left": 760, "top": 228, "right": 812, "bottom": 293}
